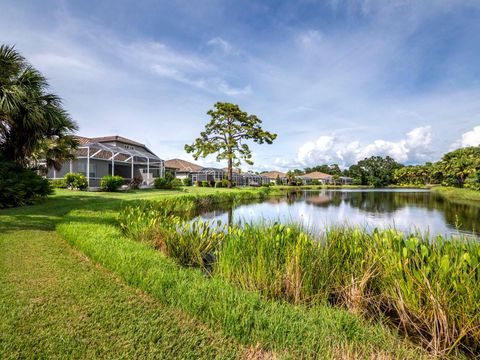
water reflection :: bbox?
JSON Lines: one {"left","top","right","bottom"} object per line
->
{"left": 197, "top": 189, "right": 480, "bottom": 237}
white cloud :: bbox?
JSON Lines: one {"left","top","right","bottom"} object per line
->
{"left": 296, "top": 126, "right": 433, "bottom": 168}
{"left": 451, "top": 125, "right": 480, "bottom": 148}
{"left": 207, "top": 37, "right": 239, "bottom": 55}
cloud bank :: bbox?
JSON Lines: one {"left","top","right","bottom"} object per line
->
{"left": 296, "top": 126, "right": 434, "bottom": 168}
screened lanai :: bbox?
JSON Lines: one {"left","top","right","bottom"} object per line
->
{"left": 75, "top": 141, "right": 165, "bottom": 188}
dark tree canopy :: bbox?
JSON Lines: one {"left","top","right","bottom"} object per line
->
{"left": 346, "top": 156, "right": 403, "bottom": 187}
{"left": 185, "top": 102, "right": 277, "bottom": 187}
{"left": 0, "top": 44, "right": 78, "bottom": 167}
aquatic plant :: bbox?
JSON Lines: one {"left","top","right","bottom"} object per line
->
{"left": 118, "top": 193, "right": 480, "bottom": 356}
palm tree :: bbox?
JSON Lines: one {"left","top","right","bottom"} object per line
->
{"left": 0, "top": 44, "right": 78, "bottom": 167}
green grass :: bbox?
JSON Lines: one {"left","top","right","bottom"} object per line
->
{"left": 431, "top": 186, "right": 480, "bottom": 202}
{"left": 0, "top": 187, "right": 429, "bottom": 359}
{"left": 0, "top": 195, "right": 249, "bottom": 358}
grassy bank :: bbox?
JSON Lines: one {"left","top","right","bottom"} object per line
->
{"left": 1, "top": 187, "right": 425, "bottom": 359}
{"left": 431, "top": 186, "right": 480, "bottom": 202}
{"left": 0, "top": 192, "right": 246, "bottom": 359}
{"left": 119, "top": 195, "right": 479, "bottom": 357}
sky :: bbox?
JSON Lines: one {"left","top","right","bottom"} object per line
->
{"left": 1, "top": 0, "right": 480, "bottom": 171}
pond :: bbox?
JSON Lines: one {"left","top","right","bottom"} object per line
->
{"left": 197, "top": 189, "right": 480, "bottom": 238}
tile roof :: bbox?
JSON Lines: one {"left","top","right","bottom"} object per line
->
{"left": 165, "top": 159, "right": 203, "bottom": 172}
{"left": 301, "top": 171, "right": 333, "bottom": 180}
{"left": 261, "top": 171, "right": 286, "bottom": 179}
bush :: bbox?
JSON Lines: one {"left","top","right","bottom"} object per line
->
{"left": 64, "top": 172, "right": 88, "bottom": 190}
{"left": 154, "top": 177, "right": 172, "bottom": 189}
{"left": 100, "top": 175, "right": 124, "bottom": 192}
{"left": 202, "top": 180, "right": 209, "bottom": 188}
{"left": 465, "top": 172, "right": 480, "bottom": 191}
{"left": 171, "top": 178, "right": 183, "bottom": 188}
{"left": 311, "top": 179, "right": 321, "bottom": 186}
{"left": 195, "top": 181, "right": 202, "bottom": 187}
{"left": 129, "top": 176, "right": 142, "bottom": 190}
{"left": 215, "top": 180, "right": 224, "bottom": 188}
{"left": 0, "top": 159, "right": 52, "bottom": 208}
{"left": 50, "top": 179, "right": 67, "bottom": 188}
{"left": 182, "top": 177, "right": 192, "bottom": 186}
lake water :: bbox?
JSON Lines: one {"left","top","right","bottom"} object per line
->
{"left": 197, "top": 189, "right": 480, "bottom": 238}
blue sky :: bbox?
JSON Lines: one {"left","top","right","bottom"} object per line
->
{"left": 1, "top": 0, "right": 480, "bottom": 170}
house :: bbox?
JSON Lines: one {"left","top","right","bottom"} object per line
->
{"left": 165, "top": 159, "right": 203, "bottom": 179}
{"left": 47, "top": 135, "right": 165, "bottom": 188}
{"left": 166, "top": 159, "right": 270, "bottom": 186}
{"left": 301, "top": 171, "right": 353, "bottom": 185}
{"left": 301, "top": 171, "right": 333, "bottom": 184}
{"left": 261, "top": 171, "right": 287, "bottom": 184}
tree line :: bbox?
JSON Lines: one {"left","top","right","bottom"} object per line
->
{"left": 290, "top": 146, "right": 480, "bottom": 189}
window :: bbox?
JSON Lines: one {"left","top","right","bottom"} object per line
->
{"left": 78, "top": 162, "right": 97, "bottom": 178}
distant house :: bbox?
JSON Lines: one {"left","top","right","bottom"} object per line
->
{"left": 165, "top": 159, "right": 270, "bottom": 186}
{"left": 46, "top": 135, "right": 165, "bottom": 188}
{"left": 261, "top": 171, "right": 287, "bottom": 184}
{"left": 301, "top": 171, "right": 353, "bottom": 185}
{"left": 165, "top": 159, "right": 203, "bottom": 179}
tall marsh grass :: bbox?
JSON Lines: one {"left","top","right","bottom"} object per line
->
{"left": 118, "top": 194, "right": 480, "bottom": 356}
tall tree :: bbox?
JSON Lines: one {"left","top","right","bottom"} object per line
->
{"left": 349, "top": 156, "right": 403, "bottom": 187}
{"left": 0, "top": 44, "right": 77, "bottom": 167}
{"left": 185, "top": 102, "right": 277, "bottom": 187}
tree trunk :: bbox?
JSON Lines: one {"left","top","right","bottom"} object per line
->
{"left": 228, "top": 157, "right": 233, "bottom": 188}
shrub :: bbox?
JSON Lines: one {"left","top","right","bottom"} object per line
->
{"left": 50, "top": 179, "right": 67, "bottom": 188}
{"left": 129, "top": 176, "right": 142, "bottom": 189}
{"left": 64, "top": 172, "right": 88, "bottom": 190}
{"left": 100, "top": 175, "right": 124, "bottom": 192}
{"left": 209, "top": 180, "right": 216, "bottom": 187}
{"left": 215, "top": 180, "right": 224, "bottom": 188}
{"left": 311, "top": 179, "right": 321, "bottom": 186}
{"left": 195, "top": 181, "right": 202, "bottom": 187}
{"left": 202, "top": 180, "right": 209, "bottom": 188}
{"left": 0, "top": 159, "right": 52, "bottom": 208}
{"left": 465, "top": 172, "right": 480, "bottom": 191}
{"left": 171, "top": 178, "right": 183, "bottom": 188}
{"left": 182, "top": 177, "right": 192, "bottom": 186}
{"left": 154, "top": 177, "right": 172, "bottom": 189}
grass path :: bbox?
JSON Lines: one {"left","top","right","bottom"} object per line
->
{"left": 0, "top": 227, "right": 246, "bottom": 359}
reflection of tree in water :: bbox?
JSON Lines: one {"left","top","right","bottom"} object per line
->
{"left": 304, "top": 190, "right": 480, "bottom": 235}
{"left": 200, "top": 190, "right": 480, "bottom": 235}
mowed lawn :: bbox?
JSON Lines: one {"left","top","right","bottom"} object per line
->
{"left": 0, "top": 188, "right": 251, "bottom": 359}
{"left": 0, "top": 188, "right": 427, "bottom": 359}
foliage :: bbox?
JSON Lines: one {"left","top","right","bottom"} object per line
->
{"left": 311, "top": 179, "right": 321, "bottom": 185}
{"left": 100, "top": 175, "right": 124, "bottom": 192}
{"left": 0, "top": 158, "right": 52, "bottom": 208}
{"left": 53, "top": 194, "right": 421, "bottom": 360}
{"left": 154, "top": 177, "right": 172, "bottom": 189}
{"left": 275, "top": 175, "right": 282, "bottom": 185}
{"left": 49, "top": 178, "right": 67, "bottom": 188}
{"left": 0, "top": 44, "right": 78, "bottom": 167}
{"left": 347, "top": 156, "right": 403, "bottom": 187}
{"left": 304, "top": 164, "right": 342, "bottom": 176}
{"left": 129, "top": 176, "right": 142, "bottom": 189}
{"left": 439, "top": 146, "right": 480, "bottom": 187}
{"left": 120, "top": 194, "right": 480, "bottom": 356}
{"left": 185, "top": 102, "right": 277, "bottom": 187}
{"left": 464, "top": 171, "right": 480, "bottom": 190}
{"left": 182, "top": 177, "right": 192, "bottom": 186}
{"left": 64, "top": 172, "right": 88, "bottom": 190}
{"left": 202, "top": 180, "right": 209, "bottom": 187}
{"left": 170, "top": 178, "right": 183, "bottom": 188}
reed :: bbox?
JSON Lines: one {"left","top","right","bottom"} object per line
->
{"left": 119, "top": 194, "right": 480, "bottom": 356}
